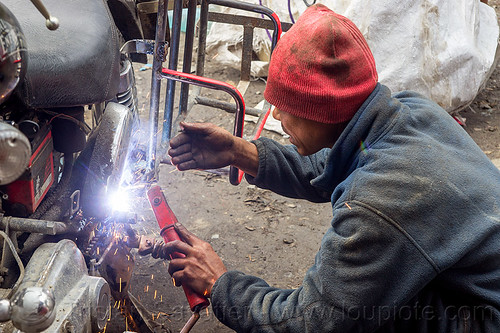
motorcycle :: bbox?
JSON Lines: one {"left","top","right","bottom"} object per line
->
{"left": 0, "top": 0, "right": 155, "bottom": 331}
{"left": 0, "top": 0, "right": 284, "bottom": 331}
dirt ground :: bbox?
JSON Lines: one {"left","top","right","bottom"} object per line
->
{"left": 108, "top": 2, "right": 500, "bottom": 332}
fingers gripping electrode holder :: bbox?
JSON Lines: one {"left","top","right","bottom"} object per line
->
{"left": 147, "top": 185, "right": 210, "bottom": 313}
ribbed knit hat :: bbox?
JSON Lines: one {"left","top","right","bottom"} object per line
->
{"left": 264, "top": 4, "right": 378, "bottom": 124}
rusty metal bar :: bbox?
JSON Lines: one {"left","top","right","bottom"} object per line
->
{"left": 0, "top": 217, "right": 67, "bottom": 235}
{"left": 162, "top": 0, "right": 183, "bottom": 144}
{"left": 207, "top": 11, "right": 292, "bottom": 30}
{"left": 147, "top": 0, "right": 169, "bottom": 179}
{"left": 195, "top": 96, "right": 263, "bottom": 117}
{"left": 179, "top": 0, "right": 199, "bottom": 118}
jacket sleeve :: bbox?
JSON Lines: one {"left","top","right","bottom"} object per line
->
{"left": 210, "top": 201, "right": 439, "bottom": 332}
{"left": 244, "top": 137, "right": 332, "bottom": 202}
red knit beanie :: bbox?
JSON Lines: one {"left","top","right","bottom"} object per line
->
{"left": 264, "top": 4, "right": 378, "bottom": 124}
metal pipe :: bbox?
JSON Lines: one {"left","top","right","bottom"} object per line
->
{"left": 179, "top": 0, "right": 198, "bottom": 118}
{"left": 162, "top": 0, "right": 184, "bottom": 143}
{"left": 147, "top": 0, "right": 170, "bottom": 180}
{"left": 196, "top": 0, "right": 210, "bottom": 77}
{"left": 0, "top": 217, "right": 67, "bottom": 235}
{"left": 208, "top": 0, "right": 282, "bottom": 51}
{"left": 195, "top": 96, "right": 264, "bottom": 117}
{"left": 160, "top": 68, "right": 245, "bottom": 185}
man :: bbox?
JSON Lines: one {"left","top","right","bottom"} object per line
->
{"left": 163, "top": 4, "right": 500, "bottom": 332}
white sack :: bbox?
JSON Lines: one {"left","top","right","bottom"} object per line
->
{"left": 206, "top": 0, "right": 499, "bottom": 113}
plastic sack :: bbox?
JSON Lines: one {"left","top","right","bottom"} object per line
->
{"left": 206, "top": 0, "right": 499, "bottom": 113}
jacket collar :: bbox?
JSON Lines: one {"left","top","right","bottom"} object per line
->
{"left": 310, "top": 83, "right": 404, "bottom": 192}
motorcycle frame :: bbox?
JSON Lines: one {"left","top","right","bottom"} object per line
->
{"left": 129, "top": 0, "right": 289, "bottom": 185}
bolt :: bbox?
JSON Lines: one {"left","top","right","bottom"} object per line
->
{"left": 63, "top": 320, "right": 75, "bottom": 332}
{"left": 153, "top": 197, "right": 161, "bottom": 206}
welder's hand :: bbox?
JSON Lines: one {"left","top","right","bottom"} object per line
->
{"left": 168, "top": 122, "right": 259, "bottom": 177}
{"left": 168, "top": 122, "right": 236, "bottom": 171}
{"left": 162, "top": 223, "right": 227, "bottom": 297}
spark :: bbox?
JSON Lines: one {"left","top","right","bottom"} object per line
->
{"left": 97, "top": 247, "right": 100, "bottom": 255}
{"left": 172, "top": 277, "right": 176, "bottom": 286}
{"left": 152, "top": 313, "right": 155, "bottom": 321}
{"left": 151, "top": 274, "right": 154, "bottom": 280}
{"left": 345, "top": 202, "right": 352, "bottom": 210}
{"left": 119, "top": 278, "right": 122, "bottom": 292}
{"left": 160, "top": 295, "right": 163, "bottom": 302}
{"left": 206, "top": 308, "right": 210, "bottom": 317}
{"left": 114, "top": 248, "right": 118, "bottom": 255}
{"left": 145, "top": 285, "right": 149, "bottom": 292}
{"left": 113, "top": 301, "right": 118, "bottom": 308}
{"left": 154, "top": 290, "right": 157, "bottom": 299}
{"left": 108, "top": 305, "right": 111, "bottom": 321}
{"left": 125, "top": 317, "right": 128, "bottom": 331}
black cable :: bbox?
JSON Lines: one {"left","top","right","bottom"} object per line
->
{"left": 303, "top": 0, "right": 317, "bottom": 7}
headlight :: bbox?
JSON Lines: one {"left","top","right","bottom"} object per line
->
{"left": 0, "top": 122, "right": 31, "bottom": 185}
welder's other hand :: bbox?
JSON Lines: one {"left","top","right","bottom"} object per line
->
{"left": 168, "top": 122, "right": 259, "bottom": 177}
{"left": 168, "top": 122, "right": 236, "bottom": 171}
{"left": 163, "top": 223, "right": 227, "bottom": 297}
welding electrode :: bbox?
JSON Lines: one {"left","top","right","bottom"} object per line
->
{"left": 147, "top": 185, "right": 210, "bottom": 312}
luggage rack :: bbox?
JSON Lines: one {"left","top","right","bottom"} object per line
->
{"left": 127, "top": 0, "right": 292, "bottom": 184}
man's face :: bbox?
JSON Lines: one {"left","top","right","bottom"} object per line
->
{"left": 272, "top": 108, "right": 346, "bottom": 156}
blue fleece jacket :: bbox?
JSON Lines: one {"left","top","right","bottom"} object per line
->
{"left": 210, "top": 84, "right": 500, "bottom": 332}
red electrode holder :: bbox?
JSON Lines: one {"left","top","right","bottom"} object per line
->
{"left": 147, "top": 185, "right": 210, "bottom": 312}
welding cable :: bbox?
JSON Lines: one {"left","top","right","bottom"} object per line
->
{"left": 258, "top": 0, "right": 273, "bottom": 41}
{"left": 287, "top": 0, "right": 295, "bottom": 23}
{"left": 303, "top": 0, "right": 317, "bottom": 7}
{"left": 0, "top": 230, "right": 25, "bottom": 298}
